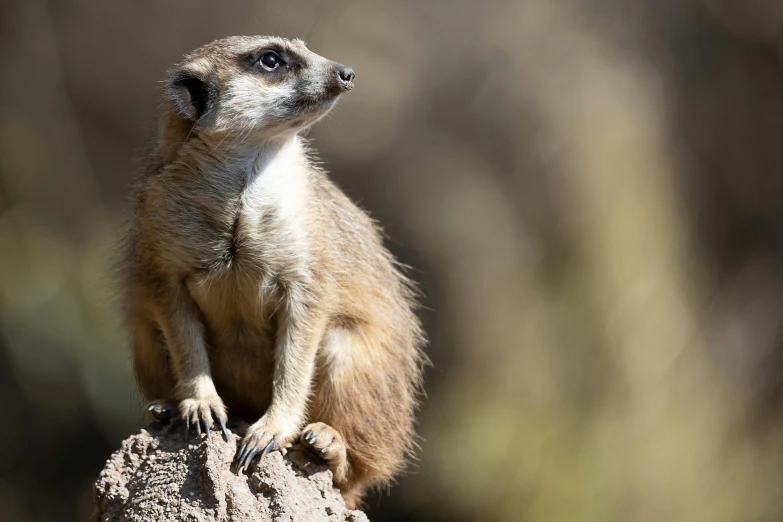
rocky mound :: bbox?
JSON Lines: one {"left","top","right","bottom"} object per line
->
{"left": 92, "top": 424, "right": 368, "bottom": 522}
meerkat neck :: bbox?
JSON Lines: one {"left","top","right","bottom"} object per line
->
{"left": 195, "top": 131, "right": 304, "bottom": 174}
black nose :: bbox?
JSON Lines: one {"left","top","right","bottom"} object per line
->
{"left": 337, "top": 65, "right": 355, "bottom": 89}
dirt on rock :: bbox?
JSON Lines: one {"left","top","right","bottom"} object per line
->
{"left": 92, "top": 424, "right": 369, "bottom": 522}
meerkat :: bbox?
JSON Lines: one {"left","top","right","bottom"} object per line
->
{"left": 121, "top": 35, "right": 425, "bottom": 508}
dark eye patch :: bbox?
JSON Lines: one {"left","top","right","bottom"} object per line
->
{"left": 239, "top": 45, "right": 303, "bottom": 75}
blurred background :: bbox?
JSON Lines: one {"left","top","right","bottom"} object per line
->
{"left": 2, "top": 0, "right": 783, "bottom": 520}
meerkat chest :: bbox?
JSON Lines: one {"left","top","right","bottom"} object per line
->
{"left": 231, "top": 156, "right": 311, "bottom": 266}
{"left": 181, "top": 151, "right": 312, "bottom": 325}
{"left": 150, "top": 149, "right": 309, "bottom": 266}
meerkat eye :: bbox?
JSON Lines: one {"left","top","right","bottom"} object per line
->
{"left": 259, "top": 51, "right": 284, "bottom": 71}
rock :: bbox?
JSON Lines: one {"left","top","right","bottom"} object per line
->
{"left": 91, "top": 425, "right": 369, "bottom": 522}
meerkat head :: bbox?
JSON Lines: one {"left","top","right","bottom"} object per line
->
{"left": 164, "top": 36, "right": 355, "bottom": 139}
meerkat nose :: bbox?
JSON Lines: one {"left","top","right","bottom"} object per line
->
{"left": 336, "top": 65, "right": 355, "bottom": 90}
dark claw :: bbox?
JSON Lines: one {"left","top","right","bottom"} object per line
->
{"left": 261, "top": 439, "right": 275, "bottom": 459}
{"left": 321, "top": 447, "right": 328, "bottom": 454}
{"left": 242, "top": 447, "right": 260, "bottom": 472}
{"left": 195, "top": 418, "right": 202, "bottom": 437}
{"left": 310, "top": 435, "right": 318, "bottom": 445}
{"left": 185, "top": 417, "right": 190, "bottom": 439}
{"left": 235, "top": 443, "right": 248, "bottom": 468}
{"left": 204, "top": 420, "right": 211, "bottom": 438}
{"left": 303, "top": 430, "right": 312, "bottom": 442}
{"left": 218, "top": 418, "right": 230, "bottom": 441}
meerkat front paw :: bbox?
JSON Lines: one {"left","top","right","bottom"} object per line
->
{"left": 233, "top": 416, "right": 298, "bottom": 472}
{"left": 301, "top": 422, "right": 349, "bottom": 481}
{"left": 179, "top": 395, "right": 230, "bottom": 441}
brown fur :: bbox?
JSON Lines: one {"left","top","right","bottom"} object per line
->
{"left": 121, "top": 36, "right": 425, "bottom": 508}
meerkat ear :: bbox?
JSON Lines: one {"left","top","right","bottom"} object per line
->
{"left": 167, "top": 66, "right": 214, "bottom": 121}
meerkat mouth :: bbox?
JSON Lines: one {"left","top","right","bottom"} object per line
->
{"left": 286, "top": 94, "right": 339, "bottom": 117}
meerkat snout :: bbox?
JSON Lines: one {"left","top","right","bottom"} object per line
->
{"left": 322, "top": 63, "right": 355, "bottom": 97}
{"left": 336, "top": 65, "right": 355, "bottom": 91}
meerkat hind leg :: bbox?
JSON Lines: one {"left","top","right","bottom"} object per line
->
{"left": 301, "top": 422, "right": 350, "bottom": 482}
{"left": 301, "top": 422, "right": 366, "bottom": 510}
{"left": 300, "top": 422, "right": 369, "bottom": 507}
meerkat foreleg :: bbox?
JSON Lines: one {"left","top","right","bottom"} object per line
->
{"left": 234, "top": 285, "right": 326, "bottom": 470}
{"left": 154, "top": 282, "right": 230, "bottom": 440}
